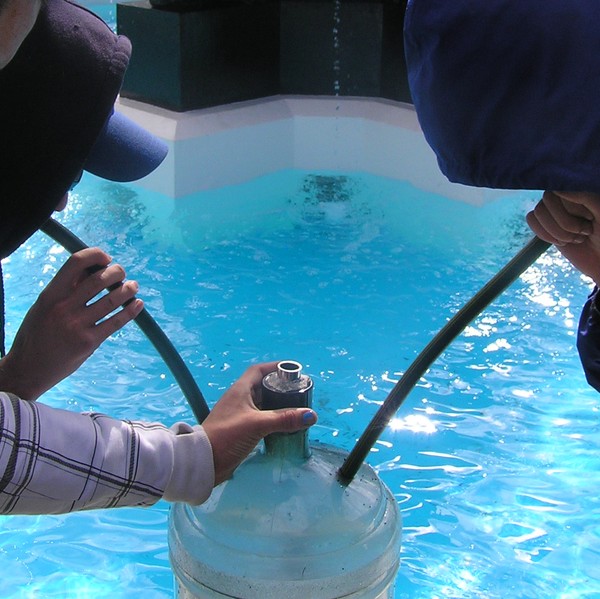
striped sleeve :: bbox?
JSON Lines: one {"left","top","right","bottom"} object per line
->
{"left": 0, "top": 392, "right": 214, "bottom": 515}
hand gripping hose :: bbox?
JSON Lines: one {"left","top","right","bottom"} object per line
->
{"left": 40, "top": 217, "right": 210, "bottom": 423}
{"left": 338, "top": 235, "right": 551, "bottom": 483}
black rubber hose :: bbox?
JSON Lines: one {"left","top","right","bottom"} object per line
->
{"left": 338, "top": 235, "right": 551, "bottom": 483}
{"left": 39, "top": 217, "right": 211, "bottom": 424}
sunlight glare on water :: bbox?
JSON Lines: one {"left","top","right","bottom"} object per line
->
{"left": 2, "top": 170, "right": 600, "bottom": 598}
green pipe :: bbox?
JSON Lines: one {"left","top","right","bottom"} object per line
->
{"left": 338, "top": 235, "right": 551, "bottom": 483}
{"left": 40, "top": 217, "right": 210, "bottom": 424}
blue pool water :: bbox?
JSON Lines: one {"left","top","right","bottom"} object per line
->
{"left": 1, "top": 170, "right": 600, "bottom": 598}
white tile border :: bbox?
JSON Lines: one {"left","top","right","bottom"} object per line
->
{"left": 116, "top": 95, "right": 511, "bottom": 204}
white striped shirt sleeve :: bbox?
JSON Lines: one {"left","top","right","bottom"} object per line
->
{"left": 0, "top": 391, "right": 214, "bottom": 515}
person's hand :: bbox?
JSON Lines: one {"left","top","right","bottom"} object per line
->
{"left": 526, "top": 191, "right": 600, "bottom": 284}
{"left": 202, "top": 362, "right": 318, "bottom": 485}
{"left": 0, "top": 247, "right": 143, "bottom": 400}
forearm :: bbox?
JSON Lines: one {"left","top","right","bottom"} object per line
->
{"left": 0, "top": 392, "right": 214, "bottom": 515}
{"left": 577, "top": 287, "right": 600, "bottom": 392}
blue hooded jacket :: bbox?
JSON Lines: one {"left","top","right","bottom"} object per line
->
{"left": 404, "top": 0, "right": 600, "bottom": 193}
{"left": 404, "top": 0, "right": 600, "bottom": 390}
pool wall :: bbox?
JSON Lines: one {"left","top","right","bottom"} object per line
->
{"left": 82, "top": 1, "right": 515, "bottom": 206}
{"left": 118, "top": 94, "right": 512, "bottom": 205}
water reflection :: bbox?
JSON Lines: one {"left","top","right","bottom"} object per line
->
{"left": 2, "top": 172, "right": 600, "bottom": 597}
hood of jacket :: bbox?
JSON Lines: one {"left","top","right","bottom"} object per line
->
{"left": 404, "top": 0, "right": 600, "bottom": 193}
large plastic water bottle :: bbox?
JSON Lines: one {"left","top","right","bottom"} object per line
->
{"left": 169, "top": 361, "right": 401, "bottom": 598}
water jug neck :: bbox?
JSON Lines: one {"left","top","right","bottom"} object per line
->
{"left": 261, "top": 361, "right": 313, "bottom": 461}
{"left": 264, "top": 428, "right": 310, "bottom": 459}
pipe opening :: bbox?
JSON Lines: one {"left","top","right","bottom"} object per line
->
{"left": 277, "top": 360, "right": 302, "bottom": 381}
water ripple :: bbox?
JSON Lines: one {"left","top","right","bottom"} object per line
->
{"left": 2, "top": 173, "right": 599, "bottom": 597}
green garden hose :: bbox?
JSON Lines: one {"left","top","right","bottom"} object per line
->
{"left": 40, "top": 217, "right": 210, "bottom": 424}
{"left": 338, "top": 235, "right": 551, "bottom": 483}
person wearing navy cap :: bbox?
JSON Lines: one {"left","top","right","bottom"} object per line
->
{"left": 0, "top": 0, "right": 316, "bottom": 515}
{"left": 403, "top": 0, "right": 600, "bottom": 393}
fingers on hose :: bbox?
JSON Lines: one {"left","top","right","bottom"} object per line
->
{"left": 528, "top": 193, "right": 591, "bottom": 245}
{"left": 87, "top": 279, "right": 140, "bottom": 323}
{"left": 552, "top": 191, "right": 600, "bottom": 220}
{"left": 551, "top": 192, "right": 595, "bottom": 234}
{"left": 543, "top": 192, "right": 593, "bottom": 237}
{"left": 526, "top": 210, "right": 558, "bottom": 245}
{"left": 45, "top": 248, "right": 112, "bottom": 296}
{"left": 77, "top": 263, "right": 129, "bottom": 303}
{"left": 95, "top": 297, "right": 144, "bottom": 338}
{"left": 67, "top": 248, "right": 112, "bottom": 273}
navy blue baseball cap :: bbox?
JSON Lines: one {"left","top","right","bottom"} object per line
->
{"left": 404, "top": 0, "right": 600, "bottom": 193}
{"left": 0, "top": 0, "right": 167, "bottom": 259}
{"left": 86, "top": 109, "right": 168, "bottom": 183}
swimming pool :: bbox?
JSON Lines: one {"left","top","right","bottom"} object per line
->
{"left": 1, "top": 167, "right": 599, "bottom": 598}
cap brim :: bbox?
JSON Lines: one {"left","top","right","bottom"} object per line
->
{"left": 84, "top": 110, "right": 168, "bottom": 182}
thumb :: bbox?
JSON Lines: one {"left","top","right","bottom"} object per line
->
{"left": 259, "top": 408, "right": 318, "bottom": 436}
